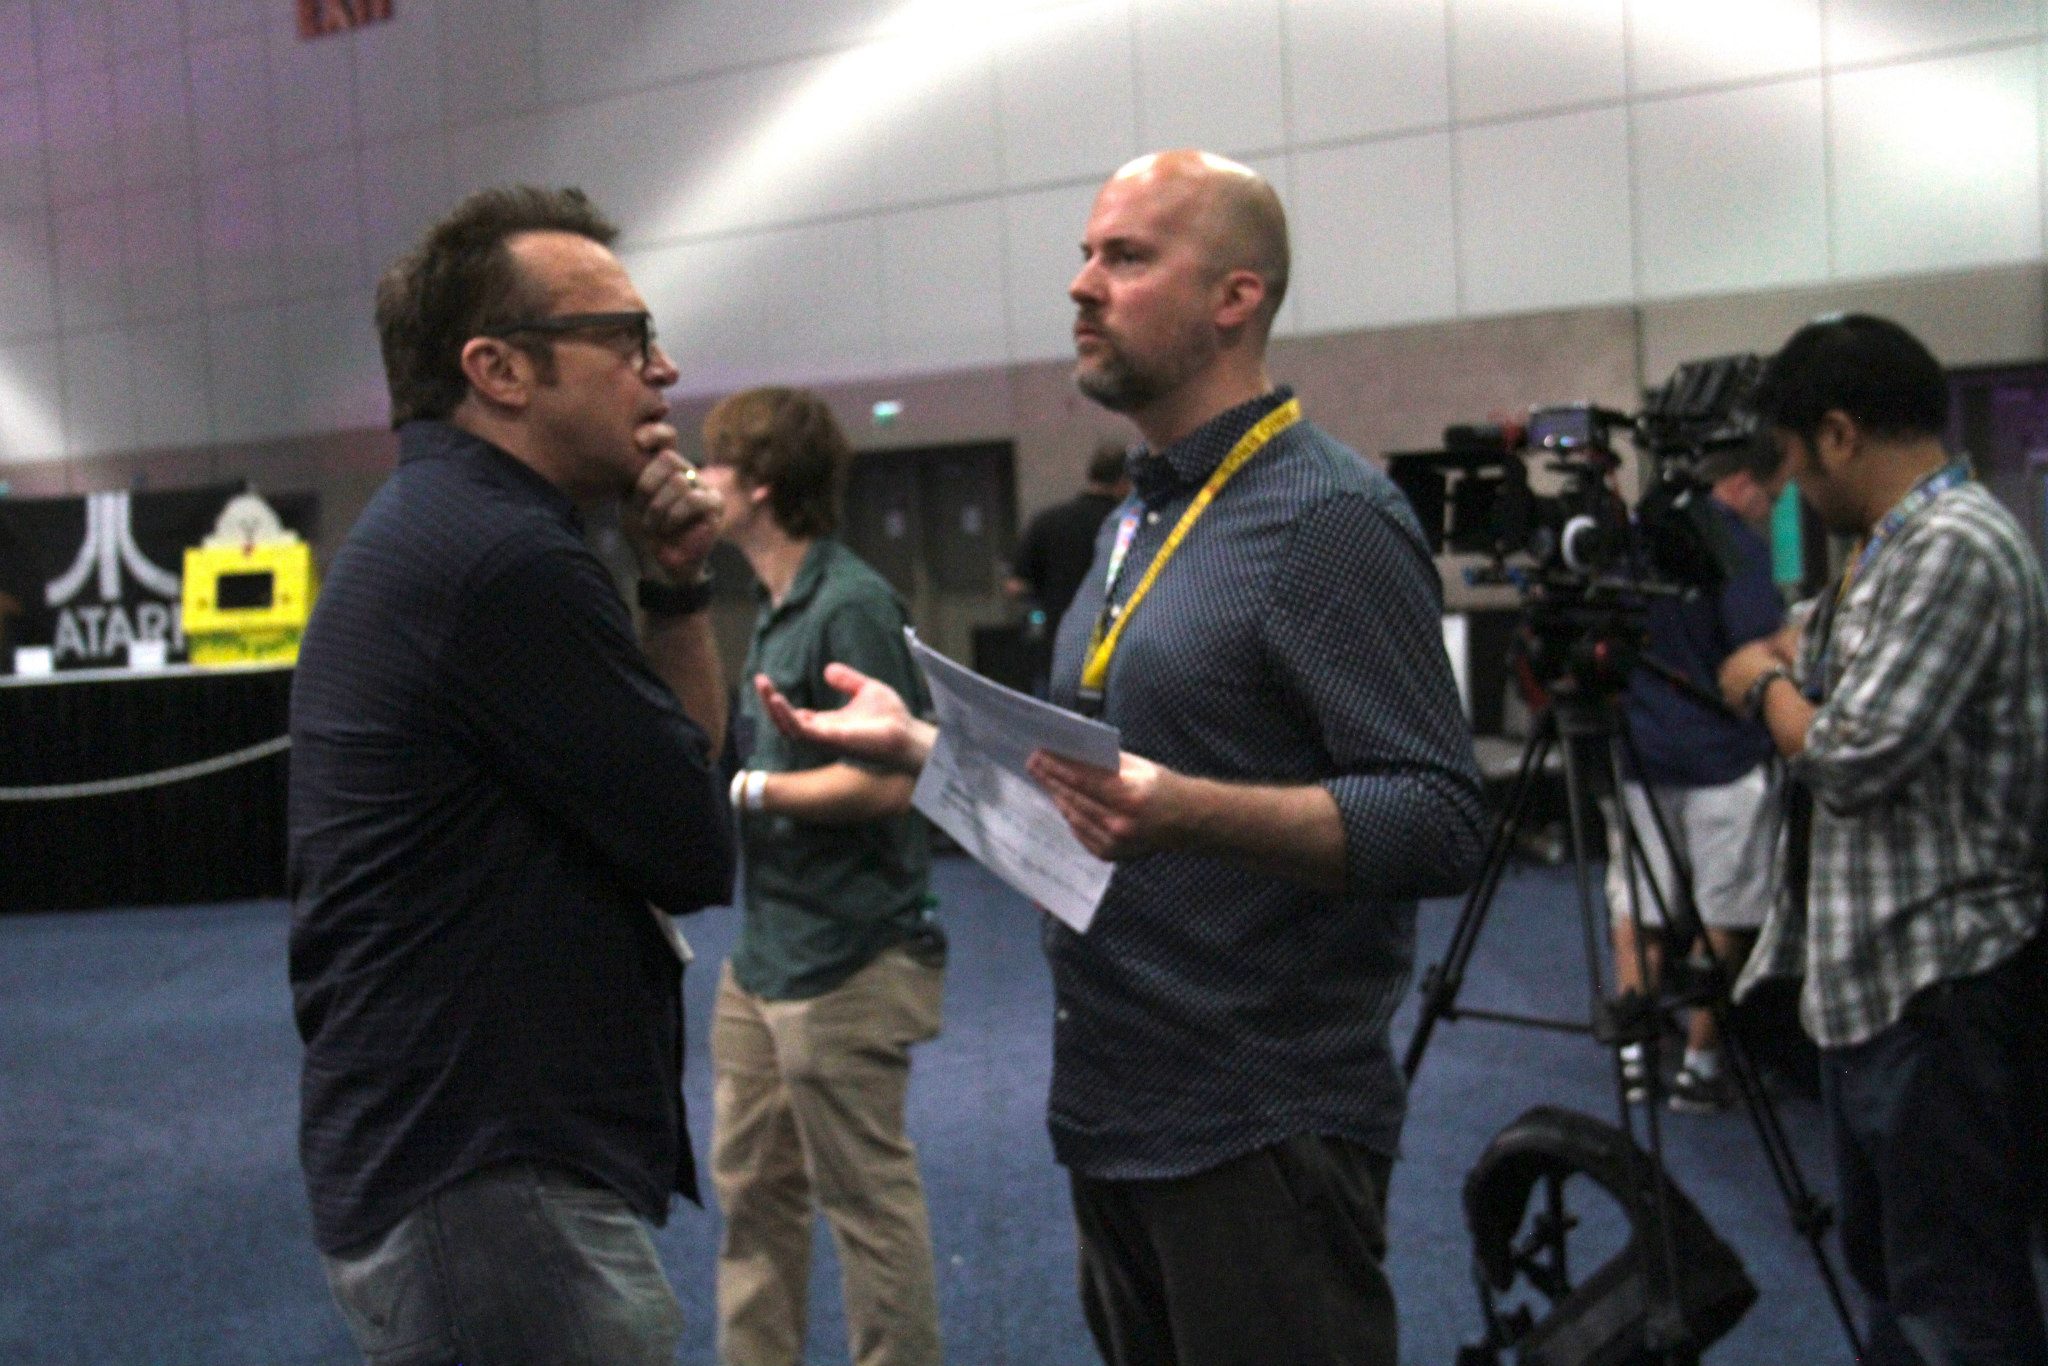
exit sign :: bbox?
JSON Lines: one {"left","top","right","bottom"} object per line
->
{"left": 298, "top": 0, "right": 394, "bottom": 40}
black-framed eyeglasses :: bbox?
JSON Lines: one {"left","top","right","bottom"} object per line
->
{"left": 488, "top": 310, "right": 659, "bottom": 369}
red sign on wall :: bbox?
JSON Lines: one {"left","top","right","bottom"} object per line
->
{"left": 297, "top": 0, "right": 394, "bottom": 40}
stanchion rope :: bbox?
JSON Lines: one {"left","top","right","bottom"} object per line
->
{"left": 0, "top": 735, "right": 291, "bottom": 802}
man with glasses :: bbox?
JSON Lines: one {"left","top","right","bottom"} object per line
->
{"left": 289, "top": 186, "right": 732, "bottom": 1365}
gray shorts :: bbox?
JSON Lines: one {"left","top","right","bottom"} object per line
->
{"left": 320, "top": 1160, "right": 682, "bottom": 1366}
{"left": 1605, "top": 766, "right": 1778, "bottom": 932}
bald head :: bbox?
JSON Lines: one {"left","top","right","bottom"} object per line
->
{"left": 1106, "top": 150, "right": 1290, "bottom": 336}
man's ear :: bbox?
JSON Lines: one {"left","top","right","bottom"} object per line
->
{"left": 458, "top": 337, "right": 532, "bottom": 411}
{"left": 1212, "top": 268, "right": 1267, "bottom": 334}
{"left": 1813, "top": 409, "right": 1860, "bottom": 471}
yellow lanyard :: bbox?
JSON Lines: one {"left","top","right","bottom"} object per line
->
{"left": 1077, "top": 398, "right": 1302, "bottom": 704}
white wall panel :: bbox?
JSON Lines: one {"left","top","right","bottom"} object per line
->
{"left": 265, "top": 10, "right": 358, "bottom": 161}
{"left": 274, "top": 149, "right": 366, "bottom": 301}
{"left": 53, "top": 198, "right": 125, "bottom": 332}
{"left": 1286, "top": 0, "right": 1450, "bottom": 144}
{"left": 184, "top": 0, "right": 262, "bottom": 42}
{"left": 60, "top": 328, "right": 134, "bottom": 455}
{"left": 629, "top": 235, "right": 759, "bottom": 395}
{"left": 1633, "top": 78, "right": 1828, "bottom": 298}
{"left": 1628, "top": 0, "right": 1822, "bottom": 95}
{"left": 201, "top": 162, "right": 281, "bottom": 312}
{"left": 0, "top": 338, "right": 65, "bottom": 461}
{"left": 442, "top": 114, "right": 550, "bottom": 204}
{"left": 1003, "top": 180, "right": 1097, "bottom": 362}
{"left": 638, "top": 55, "right": 881, "bottom": 241}
{"left": 358, "top": 133, "right": 449, "bottom": 290}
{"left": 1455, "top": 106, "right": 1634, "bottom": 314}
{"left": 881, "top": 198, "right": 1008, "bottom": 374}
{"left": 1831, "top": 46, "right": 2042, "bottom": 277}
{"left": 1825, "top": 0, "right": 2039, "bottom": 68}
{"left": 43, "top": 68, "right": 119, "bottom": 208}
{"left": 34, "top": 0, "right": 109, "bottom": 78}
{"left": 127, "top": 317, "right": 214, "bottom": 450}
{"left": 354, "top": 0, "right": 444, "bottom": 146}
{"left": 206, "top": 303, "right": 291, "bottom": 441}
{"left": 435, "top": 0, "right": 542, "bottom": 127}
{"left": 189, "top": 33, "right": 272, "bottom": 179}
{"left": 0, "top": 85, "right": 45, "bottom": 217}
{"left": 1450, "top": 0, "right": 1625, "bottom": 122}
{"left": 0, "top": 1, "right": 36, "bottom": 91}
{"left": 121, "top": 180, "right": 203, "bottom": 324}
{"left": 1291, "top": 133, "right": 1457, "bottom": 333}
{"left": 646, "top": 0, "right": 899, "bottom": 82}
{"left": 282, "top": 293, "right": 384, "bottom": 435}
{"left": 538, "top": 0, "right": 668, "bottom": 105}
{"left": 511, "top": 87, "right": 675, "bottom": 248}
{"left": 114, "top": 52, "right": 194, "bottom": 194}
{"left": 0, "top": 209, "right": 56, "bottom": 342}
{"left": 869, "top": 31, "right": 1006, "bottom": 208}
{"left": 752, "top": 216, "right": 888, "bottom": 384}
{"left": 1135, "top": 0, "right": 1285, "bottom": 156}
{"left": 995, "top": 2, "right": 1139, "bottom": 188}
{"left": 108, "top": 0, "right": 183, "bottom": 63}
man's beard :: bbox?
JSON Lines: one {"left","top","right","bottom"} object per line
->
{"left": 1074, "top": 344, "right": 1166, "bottom": 413}
{"left": 1072, "top": 325, "right": 1210, "bottom": 415}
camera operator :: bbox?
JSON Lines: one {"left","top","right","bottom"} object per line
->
{"left": 1608, "top": 441, "right": 1788, "bottom": 1113}
{"left": 1719, "top": 313, "right": 2048, "bottom": 1366}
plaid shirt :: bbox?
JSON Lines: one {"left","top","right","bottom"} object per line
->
{"left": 1738, "top": 481, "right": 2048, "bottom": 1047}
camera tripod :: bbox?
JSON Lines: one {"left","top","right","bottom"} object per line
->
{"left": 1403, "top": 681, "right": 1863, "bottom": 1364}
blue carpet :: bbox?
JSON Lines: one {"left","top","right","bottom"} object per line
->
{"left": 1, "top": 857, "right": 1857, "bottom": 1364}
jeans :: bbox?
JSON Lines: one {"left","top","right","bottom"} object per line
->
{"left": 1821, "top": 931, "right": 2048, "bottom": 1366}
{"left": 710, "top": 946, "right": 945, "bottom": 1366}
{"left": 1070, "top": 1135, "right": 1397, "bottom": 1366}
{"left": 320, "top": 1160, "right": 684, "bottom": 1366}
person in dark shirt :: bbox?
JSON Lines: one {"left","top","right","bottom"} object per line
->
{"left": 697, "top": 386, "right": 944, "bottom": 1366}
{"left": 1006, "top": 439, "right": 1132, "bottom": 632}
{"left": 288, "top": 186, "right": 733, "bottom": 1366}
{"left": 757, "top": 149, "right": 1486, "bottom": 1366}
{"left": 1607, "top": 441, "right": 1787, "bottom": 1113}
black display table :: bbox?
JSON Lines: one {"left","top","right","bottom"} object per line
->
{"left": 0, "top": 664, "right": 291, "bottom": 913}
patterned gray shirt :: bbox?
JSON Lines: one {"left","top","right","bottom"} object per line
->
{"left": 1044, "top": 389, "right": 1486, "bottom": 1179}
{"left": 1738, "top": 480, "right": 2048, "bottom": 1047}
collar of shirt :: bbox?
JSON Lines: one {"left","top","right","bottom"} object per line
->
{"left": 397, "top": 419, "right": 584, "bottom": 533}
{"left": 1129, "top": 387, "right": 1294, "bottom": 504}
{"left": 753, "top": 537, "right": 835, "bottom": 624}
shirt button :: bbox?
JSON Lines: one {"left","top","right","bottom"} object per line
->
{"left": 1146, "top": 511, "right": 1160, "bottom": 525}
{"left": 1056, "top": 1007, "right": 1070, "bottom": 1023}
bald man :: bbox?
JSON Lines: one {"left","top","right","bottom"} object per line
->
{"left": 760, "top": 151, "right": 1485, "bottom": 1366}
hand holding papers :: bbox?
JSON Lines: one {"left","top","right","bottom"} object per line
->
{"left": 905, "top": 635, "right": 1117, "bottom": 933}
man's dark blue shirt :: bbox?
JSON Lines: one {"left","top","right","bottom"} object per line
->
{"left": 288, "top": 419, "right": 732, "bottom": 1254}
{"left": 1624, "top": 500, "right": 1784, "bottom": 787}
{"left": 1045, "top": 389, "right": 1486, "bottom": 1179}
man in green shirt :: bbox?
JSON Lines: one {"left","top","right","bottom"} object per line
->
{"left": 697, "top": 386, "right": 945, "bottom": 1366}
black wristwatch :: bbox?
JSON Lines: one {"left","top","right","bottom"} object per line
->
{"left": 1742, "top": 665, "right": 1793, "bottom": 720}
{"left": 637, "top": 572, "right": 714, "bottom": 616}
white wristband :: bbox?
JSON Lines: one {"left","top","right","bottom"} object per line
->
{"left": 729, "top": 769, "right": 749, "bottom": 809}
{"left": 741, "top": 769, "right": 768, "bottom": 812}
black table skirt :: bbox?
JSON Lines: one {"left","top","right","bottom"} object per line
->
{"left": 0, "top": 665, "right": 291, "bottom": 913}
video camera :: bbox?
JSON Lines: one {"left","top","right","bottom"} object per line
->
{"left": 1389, "top": 354, "right": 1767, "bottom": 695}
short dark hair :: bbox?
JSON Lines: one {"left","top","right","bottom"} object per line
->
{"left": 701, "top": 387, "right": 849, "bottom": 539}
{"left": 1750, "top": 313, "right": 1949, "bottom": 448}
{"left": 375, "top": 186, "right": 619, "bottom": 426}
{"left": 1698, "top": 431, "right": 1785, "bottom": 485}
{"left": 1086, "top": 439, "right": 1128, "bottom": 487}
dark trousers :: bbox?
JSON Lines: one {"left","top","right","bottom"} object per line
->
{"left": 1820, "top": 931, "right": 2048, "bottom": 1366}
{"left": 1069, "top": 1135, "right": 1397, "bottom": 1366}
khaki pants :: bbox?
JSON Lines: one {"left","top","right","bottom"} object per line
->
{"left": 710, "top": 946, "right": 945, "bottom": 1366}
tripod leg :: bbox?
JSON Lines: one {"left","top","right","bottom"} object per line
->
{"left": 1404, "top": 718, "right": 1556, "bottom": 1080}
